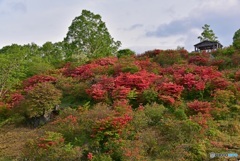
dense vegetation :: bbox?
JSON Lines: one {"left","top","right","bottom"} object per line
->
{"left": 0, "top": 46, "right": 240, "bottom": 160}
{"left": 1, "top": 10, "right": 240, "bottom": 161}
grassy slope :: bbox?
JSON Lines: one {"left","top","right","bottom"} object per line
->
{"left": 0, "top": 124, "right": 43, "bottom": 160}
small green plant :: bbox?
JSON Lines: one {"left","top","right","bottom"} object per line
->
{"left": 22, "top": 131, "right": 82, "bottom": 160}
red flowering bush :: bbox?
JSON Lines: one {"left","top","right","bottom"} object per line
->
{"left": 209, "top": 77, "right": 229, "bottom": 90}
{"left": 188, "top": 55, "right": 209, "bottom": 66}
{"left": 134, "top": 59, "right": 161, "bottom": 74}
{"left": 23, "top": 75, "right": 57, "bottom": 91}
{"left": 87, "top": 70, "right": 159, "bottom": 103}
{"left": 160, "top": 65, "right": 226, "bottom": 101}
{"left": 96, "top": 76, "right": 115, "bottom": 91}
{"left": 7, "top": 92, "right": 24, "bottom": 108}
{"left": 157, "top": 82, "right": 184, "bottom": 105}
{"left": 187, "top": 100, "right": 211, "bottom": 115}
{"left": 86, "top": 84, "right": 108, "bottom": 101}
{"left": 65, "top": 63, "right": 100, "bottom": 80}
{"left": 112, "top": 86, "right": 131, "bottom": 100}
{"left": 91, "top": 114, "right": 133, "bottom": 149}
{"left": 114, "top": 70, "right": 159, "bottom": 91}
{"left": 87, "top": 152, "right": 93, "bottom": 160}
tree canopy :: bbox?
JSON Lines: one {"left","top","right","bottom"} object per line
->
{"left": 233, "top": 28, "right": 240, "bottom": 49}
{"left": 198, "top": 24, "right": 218, "bottom": 42}
{"left": 64, "top": 10, "right": 121, "bottom": 58}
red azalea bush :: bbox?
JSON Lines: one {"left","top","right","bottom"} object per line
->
{"left": 134, "top": 59, "right": 161, "bottom": 73}
{"left": 86, "top": 84, "right": 108, "bottom": 101}
{"left": 187, "top": 100, "right": 211, "bottom": 115}
{"left": 188, "top": 55, "right": 209, "bottom": 66}
{"left": 160, "top": 64, "right": 224, "bottom": 93}
{"left": 209, "top": 77, "right": 229, "bottom": 90}
{"left": 86, "top": 70, "right": 160, "bottom": 102}
{"left": 65, "top": 63, "right": 100, "bottom": 79}
{"left": 7, "top": 92, "right": 24, "bottom": 108}
{"left": 111, "top": 86, "right": 131, "bottom": 100}
{"left": 114, "top": 70, "right": 159, "bottom": 91}
{"left": 23, "top": 75, "right": 57, "bottom": 91}
{"left": 157, "top": 82, "right": 184, "bottom": 105}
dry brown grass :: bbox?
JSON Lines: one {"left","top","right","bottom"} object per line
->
{"left": 0, "top": 124, "right": 44, "bottom": 160}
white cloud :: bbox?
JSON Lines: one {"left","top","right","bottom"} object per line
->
{"left": 0, "top": 0, "right": 240, "bottom": 52}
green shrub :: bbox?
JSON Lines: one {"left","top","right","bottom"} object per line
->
{"left": 153, "top": 50, "right": 184, "bottom": 67}
{"left": 22, "top": 131, "right": 82, "bottom": 161}
{"left": 20, "top": 82, "right": 62, "bottom": 118}
{"left": 117, "top": 49, "right": 135, "bottom": 58}
{"left": 142, "top": 88, "right": 158, "bottom": 104}
{"left": 144, "top": 103, "right": 167, "bottom": 125}
{"left": 0, "top": 102, "right": 10, "bottom": 122}
{"left": 92, "top": 154, "right": 113, "bottom": 161}
{"left": 174, "top": 108, "right": 187, "bottom": 120}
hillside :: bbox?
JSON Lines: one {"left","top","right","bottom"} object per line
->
{"left": 0, "top": 48, "right": 240, "bottom": 161}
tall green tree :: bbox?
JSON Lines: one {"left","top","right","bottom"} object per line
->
{"left": 233, "top": 29, "right": 240, "bottom": 49}
{"left": 64, "top": 10, "right": 121, "bottom": 58}
{"left": 198, "top": 24, "right": 218, "bottom": 42}
{"left": 39, "top": 41, "right": 66, "bottom": 67}
{"left": 0, "top": 45, "right": 26, "bottom": 99}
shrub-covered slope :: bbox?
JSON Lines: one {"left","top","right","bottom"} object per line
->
{"left": 0, "top": 48, "right": 240, "bottom": 160}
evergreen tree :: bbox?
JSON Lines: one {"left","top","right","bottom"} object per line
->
{"left": 198, "top": 24, "right": 218, "bottom": 42}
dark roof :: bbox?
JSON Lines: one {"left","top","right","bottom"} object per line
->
{"left": 194, "top": 40, "right": 223, "bottom": 48}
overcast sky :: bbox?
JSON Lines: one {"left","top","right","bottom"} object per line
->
{"left": 0, "top": 0, "right": 240, "bottom": 53}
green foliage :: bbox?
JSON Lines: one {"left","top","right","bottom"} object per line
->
{"left": 174, "top": 108, "right": 187, "bottom": 120}
{"left": 0, "top": 48, "right": 26, "bottom": 99}
{"left": 159, "top": 119, "right": 202, "bottom": 143}
{"left": 92, "top": 154, "right": 113, "bottom": 161}
{"left": 153, "top": 50, "right": 184, "bottom": 67}
{"left": 55, "top": 75, "right": 90, "bottom": 106}
{"left": 142, "top": 88, "right": 158, "bottom": 104}
{"left": 144, "top": 103, "right": 167, "bottom": 125}
{"left": 233, "top": 28, "right": 240, "bottom": 49}
{"left": 39, "top": 42, "right": 66, "bottom": 68}
{"left": 20, "top": 82, "right": 62, "bottom": 118}
{"left": 25, "top": 55, "right": 54, "bottom": 77}
{"left": 0, "top": 103, "right": 10, "bottom": 123}
{"left": 23, "top": 131, "right": 82, "bottom": 160}
{"left": 64, "top": 9, "right": 121, "bottom": 58}
{"left": 1, "top": 43, "right": 240, "bottom": 161}
{"left": 117, "top": 49, "right": 135, "bottom": 58}
{"left": 198, "top": 24, "right": 218, "bottom": 42}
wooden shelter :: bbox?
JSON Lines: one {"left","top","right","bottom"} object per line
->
{"left": 194, "top": 40, "right": 223, "bottom": 52}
